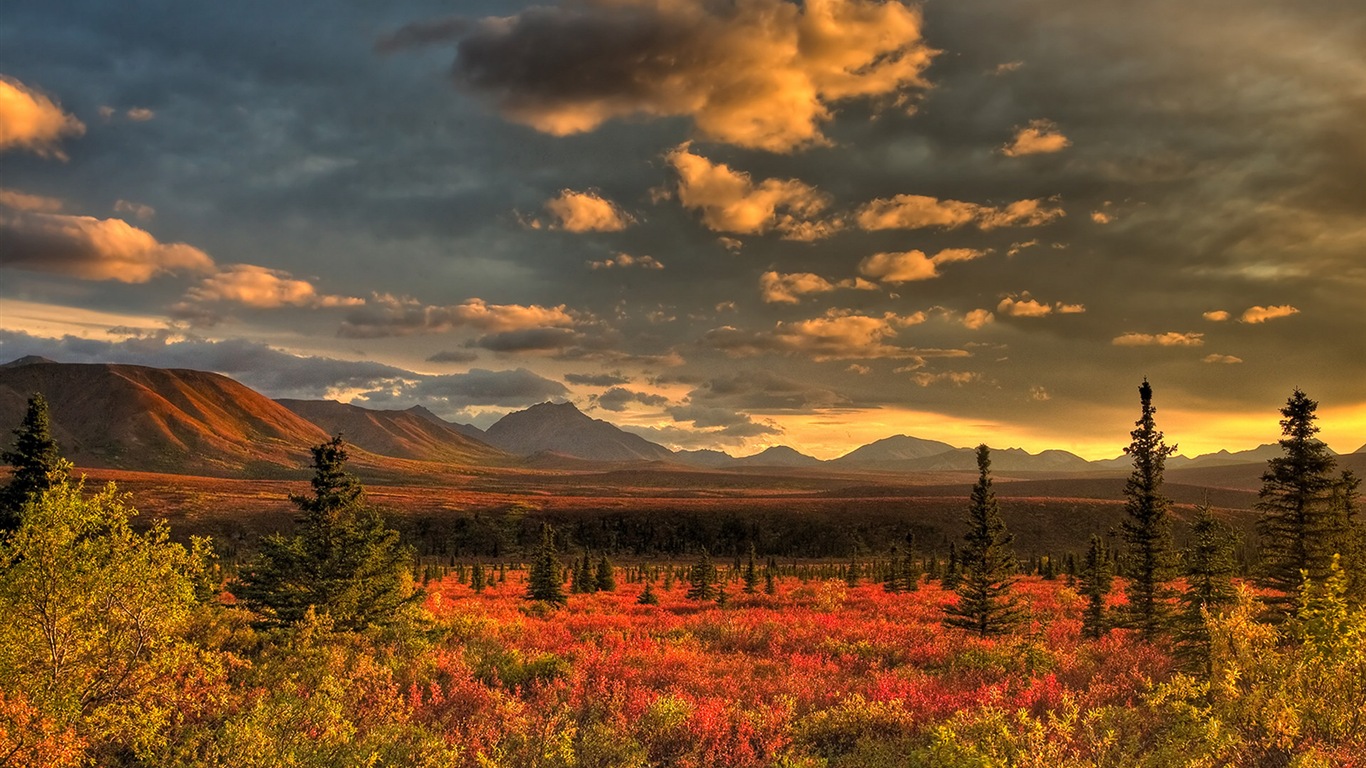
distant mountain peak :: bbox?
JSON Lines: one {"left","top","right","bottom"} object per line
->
{"left": 1, "top": 355, "right": 57, "bottom": 368}
{"left": 483, "top": 400, "right": 673, "bottom": 462}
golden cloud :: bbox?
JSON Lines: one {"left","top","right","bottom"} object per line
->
{"left": 1203, "top": 354, "right": 1243, "bottom": 364}
{"left": 667, "top": 143, "right": 833, "bottom": 237}
{"left": 1203, "top": 310, "right": 1231, "bottom": 322}
{"left": 0, "top": 186, "right": 63, "bottom": 213}
{"left": 1112, "top": 332, "right": 1205, "bottom": 347}
{"left": 854, "top": 194, "right": 1063, "bottom": 231}
{"left": 412, "top": 0, "right": 936, "bottom": 152}
{"left": 542, "top": 189, "right": 633, "bottom": 232}
{"left": 587, "top": 252, "right": 663, "bottom": 270}
{"left": 339, "top": 296, "right": 579, "bottom": 338}
{"left": 1239, "top": 304, "right": 1299, "bottom": 324}
{"left": 703, "top": 309, "right": 960, "bottom": 361}
{"left": 962, "top": 308, "right": 995, "bottom": 329}
{"left": 186, "top": 264, "right": 364, "bottom": 309}
{"left": 1001, "top": 119, "right": 1071, "bottom": 157}
{"left": 858, "top": 248, "right": 987, "bottom": 284}
{"left": 758, "top": 271, "right": 878, "bottom": 303}
{"left": 0, "top": 75, "right": 85, "bottom": 158}
{"left": 0, "top": 209, "right": 214, "bottom": 282}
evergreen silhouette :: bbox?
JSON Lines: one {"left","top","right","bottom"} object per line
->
{"left": 1177, "top": 503, "right": 1237, "bottom": 672}
{"left": 944, "top": 445, "right": 1025, "bottom": 636}
{"left": 236, "top": 436, "right": 414, "bottom": 630}
{"left": 637, "top": 579, "right": 658, "bottom": 605}
{"left": 526, "top": 524, "right": 567, "bottom": 605}
{"left": 470, "top": 562, "right": 487, "bottom": 593}
{"left": 743, "top": 545, "right": 760, "bottom": 594}
{"left": 1079, "top": 535, "right": 1114, "bottom": 639}
{"left": 1120, "top": 379, "right": 1177, "bottom": 639}
{"left": 686, "top": 549, "right": 719, "bottom": 601}
{"left": 1256, "top": 389, "right": 1345, "bottom": 614}
{"left": 1, "top": 393, "right": 70, "bottom": 534}
{"left": 595, "top": 553, "right": 616, "bottom": 592}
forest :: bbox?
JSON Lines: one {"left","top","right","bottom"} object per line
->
{"left": 0, "top": 384, "right": 1362, "bottom": 767}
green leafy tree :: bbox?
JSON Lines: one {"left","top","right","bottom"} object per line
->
{"left": 944, "top": 445, "right": 1026, "bottom": 636}
{"left": 1, "top": 393, "right": 70, "bottom": 534}
{"left": 526, "top": 525, "right": 567, "bottom": 605}
{"left": 1120, "top": 379, "right": 1177, "bottom": 639}
{"left": 0, "top": 481, "right": 219, "bottom": 762}
{"left": 595, "top": 553, "right": 616, "bottom": 592}
{"left": 1177, "top": 503, "right": 1238, "bottom": 672}
{"left": 1079, "top": 534, "right": 1114, "bottom": 639}
{"left": 686, "top": 549, "right": 719, "bottom": 601}
{"left": 236, "top": 436, "right": 415, "bottom": 630}
{"left": 1256, "top": 389, "right": 1346, "bottom": 614}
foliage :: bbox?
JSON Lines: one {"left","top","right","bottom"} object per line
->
{"left": 235, "top": 436, "right": 416, "bottom": 630}
{"left": 686, "top": 548, "right": 719, "bottom": 601}
{"left": 0, "top": 392, "right": 70, "bottom": 534}
{"left": 1120, "top": 379, "right": 1177, "bottom": 639}
{"left": 0, "top": 481, "right": 220, "bottom": 764}
{"left": 1078, "top": 534, "right": 1113, "bottom": 640}
{"left": 944, "top": 445, "right": 1025, "bottom": 636}
{"left": 526, "top": 524, "right": 567, "bottom": 605}
{"left": 1256, "top": 388, "right": 1345, "bottom": 614}
{"left": 1177, "top": 503, "right": 1238, "bottom": 672}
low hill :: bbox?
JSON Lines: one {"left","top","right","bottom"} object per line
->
{"left": 482, "top": 401, "right": 676, "bottom": 462}
{"left": 276, "top": 399, "right": 506, "bottom": 465}
{"left": 832, "top": 434, "right": 958, "bottom": 468}
{"left": 0, "top": 359, "right": 328, "bottom": 476}
{"left": 733, "top": 446, "right": 824, "bottom": 468}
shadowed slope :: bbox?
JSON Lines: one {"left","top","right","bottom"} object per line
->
{"left": 276, "top": 399, "right": 505, "bottom": 464}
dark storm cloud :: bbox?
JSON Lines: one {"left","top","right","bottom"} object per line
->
{"left": 426, "top": 349, "right": 479, "bottom": 364}
{"left": 355, "top": 368, "right": 568, "bottom": 410}
{"left": 473, "top": 328, "right": 582, "bottom": 352}
{"left": 564, "top": 372, "right": 630, "bottom": 387}
{"left": 594, "top": 387, "right": 669, "bottom": 412}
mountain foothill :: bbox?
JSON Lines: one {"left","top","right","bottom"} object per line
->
{"left": 1, "top": 357, "right": 1361, "bottom": 484}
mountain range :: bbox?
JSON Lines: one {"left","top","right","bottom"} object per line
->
{"left": 1, "top": 357, "right": 1359, "bottom": 478}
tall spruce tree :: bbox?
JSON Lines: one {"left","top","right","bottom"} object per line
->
{"left": 1, "top": 393, "right": 70, "bottom": 534}
{"left": 1256, "top": 388, "right": 1345, "bottom": 614}
{"left": 1120, "top": 379, "right": 1177, "bottom": 639}
{"left": 526, "top": 525, "right": 567, "bottom": 605}
{"left": 1079, "top": 535, "right": 1114, "bottom": 640}
{"left": 943, "top": 445, "right": 1025, "bottom": 636}
{"left": 1177, "top": 503, "right": 1237, "bottom": 673}
{"left": 236, "top": 436, "right": 414, "bottom": 630}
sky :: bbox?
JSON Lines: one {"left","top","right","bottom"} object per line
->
{"left": 1, "top": 0, "right": 1363, "bottom": 460}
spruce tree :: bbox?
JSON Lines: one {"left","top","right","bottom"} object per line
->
{"left": 637, "top": 579, "right": 658, "bottom": 605}
{"left": 1177, "top": 503, "right": 1237, "bottom": 672}
{"left": 526, "top": 524, "right": 567, "bottom": 605}
{"left": 1078, "top": 535, "right": 1114, "bottom": 640}
{"left": 686, "top": 549, "right": 718, "bottom": 601}
{"left": 844, "top": 555, "right": 861, "bottom": 587}
{"left": 943, "top": 445, "right": 1025, "bottom": 636}
{"left": 1, "top": 393, "right": 70, "bottom": 534}
{"left": 901, "top": 552, "right": 920, "bottom": 592}
{"left": 943, "top": 543, "right": 961, "bottom": 590}
{"left": 470, "top": 562, "right": 487, "bottom": 593}
{"left": 883, "top": 547, "right": 903, "bottom": 593}
{"left": 764, "top": 566, "right": 777, "bottom": 595}
{"left": 1120, "top": 379, "right": 1177, "bottom": 639}
{"left": 1256, "top": 388, "right": 1345, "bottom": 614}
{"left": 236, "top": 436, "right": 414, "bottom": 630}
{"left": 595, "top": 553, "right": 616, "bottom": 592}
{"left": 743, "top": 545, "right": 760, "bottom": 594}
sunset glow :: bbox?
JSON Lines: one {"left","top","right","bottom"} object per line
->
{"left": 2, "top": 0, "right": 1363, "bottom": 457}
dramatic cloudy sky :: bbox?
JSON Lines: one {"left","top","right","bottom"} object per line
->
{"left": 2, "top": 0, "right": 1363, "bottom": 459}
